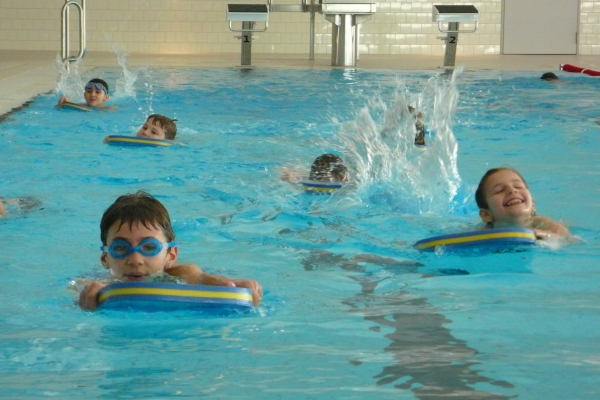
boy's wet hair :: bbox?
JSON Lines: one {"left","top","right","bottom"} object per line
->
{"left": 87, "top": 78, "right": 110, "bottom": 93}
{"left": 309, "top": 154, "right": 348, "bottom": 182}
{"left": 147, "top": 114, "right": 177, "bottom": 140}
{"left": 100, "top": 190, "right": 175, "bottom": 245}
{"left": 540, "top": 72, "right": 559, "bottom": 81}
{"left": 475, "top": 167, "right": 529, "bottom": 209}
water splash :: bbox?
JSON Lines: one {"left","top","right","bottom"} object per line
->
{"left": 54, "top": 55, "right": 85, "bottom": 101}
{"left": 336, "top": 68, "right": 467, "bottom": 215}
{"left": 113, "top": 45, "right": 137, "bottom": 99}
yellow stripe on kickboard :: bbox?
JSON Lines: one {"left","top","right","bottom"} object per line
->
{"left": 303, "top": 186, "right": 339, "bottom": 192}
{"left": 99, "top": 287, "right": 253, "bottom": 303}
{"left": 106, "top": 137, "right": 172, "bottom": 146}
{"left": 415, "top": 231, "right": 536, "bottom": 250}
{"left": 63, "top": 102, "right": 93, "bottom": 112}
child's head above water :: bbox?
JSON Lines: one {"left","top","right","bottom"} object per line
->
{"left": 540, "top": 72, "right": 559, "bottom": 81}
{"left": 309, "top": 154, "right": 349, "bottom": 182}
{"left": 84, "top": 78, "right": 110, "bottom": 107}
{"left": 475, "top": 167, "right": 535, "bottom": 228}
{"left": 100, "top": 191, "right": 177, "bottom": 280}
{"left": 136, "top": 114, "right": 177, "bottom": 140}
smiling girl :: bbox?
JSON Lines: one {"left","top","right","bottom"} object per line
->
{"left": 475, "top": 167, "right": 571, "bottom": 239}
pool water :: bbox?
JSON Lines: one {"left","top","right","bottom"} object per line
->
{"left": 0, "top": 67, "right": 598, "bottom": 399}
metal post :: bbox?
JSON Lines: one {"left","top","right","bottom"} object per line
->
{"left": 334, "top": 14, "right": 355, "bottom": 67}
{"left": 62, "top": 3, "right": 70, "bottom": 61}
{"left": 443, "top": 22, "right": 459, "bottom": 67}
{"left": 354, "top": 23, "right": 359, "bottom": 61}
{"left": 309, "top": 7, "right": 315, "bottom": 60}
{"left": 241, "top": 21, "right": 255, "bottom": 66}
{"left": 330, "top": 15, "right": 339, "bottom": 65}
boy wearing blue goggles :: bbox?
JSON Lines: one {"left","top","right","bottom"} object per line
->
{"left": 57, "top": 78, "right": 115, "bottom": 109}
{"left": 78, "top": 191, "right": 263, "bottom": 311}
{"left": 101, "top": 238, "right": 179, "bottom": 259}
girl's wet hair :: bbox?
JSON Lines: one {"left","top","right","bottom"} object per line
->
{"left": 147, "top": 114, "right": 177, "bottom": 140}
{"left": 309, "top": 154, "right": 348, "bottom": 182}
{"left": 475, "top": 167, "right": 528, "bottom": 209}
{"left": 100, "top": 190, "right": 175, "bottom": 245}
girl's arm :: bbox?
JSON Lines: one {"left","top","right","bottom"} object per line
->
{"left": 532, "top": 216, "right": 571, "bottom": 238}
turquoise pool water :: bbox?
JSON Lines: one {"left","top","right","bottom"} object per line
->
{"left": 0, "top": 67, "right": 599, "bottom": 399}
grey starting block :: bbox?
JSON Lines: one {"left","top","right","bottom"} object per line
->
{"left": 432, "top": 5, "right": 479, "bottom": 67}
{"left": 227, "top": 4, "right": 269, "bottom": 66}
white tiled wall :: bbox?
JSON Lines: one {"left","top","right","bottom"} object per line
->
{"left": 0, "top": 0, "right": 598, "bottom": 55}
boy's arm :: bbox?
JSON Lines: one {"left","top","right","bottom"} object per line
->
{"left": 79, "top": 281, "right": 108, "bottom": 311}
{"left": 166, "top": 264, "right": 263, "bottom": 306}
{"left": 280, "top": 167, "right": 303, "bottom": 182}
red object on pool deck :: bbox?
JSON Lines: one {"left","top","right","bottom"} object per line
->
{"left": 560, "top": 64, "right": 600, "bottom": 77}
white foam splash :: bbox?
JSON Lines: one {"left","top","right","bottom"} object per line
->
{"left": 335, "top": 68, "right": 466, "bottom": 215}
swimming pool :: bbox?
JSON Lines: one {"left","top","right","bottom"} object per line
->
{"left": 0, "top": 66, "right": 598, "bottom": 399}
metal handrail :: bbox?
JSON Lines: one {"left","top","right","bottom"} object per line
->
{"left": 61, "top": 0, "right": 86, "bottom": 63}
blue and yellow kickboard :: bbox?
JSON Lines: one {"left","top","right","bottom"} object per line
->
{"left": 62, "top": 101, "right": 94, "bottom": 112}
{"left": 300, "top": 180, "right": 344, "bottom": 193}
{"left": 97, "top": 282, "right": 254, "bottom": 312}
{"left": 414, "top": 227, "right": 536, "bottom": 252}
{"left": 105, "top": 135, "right": 175, "bottom": 147}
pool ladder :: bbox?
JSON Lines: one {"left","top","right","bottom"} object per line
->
{"left": 61, "top": 0, "right": 86, "bottom": 69}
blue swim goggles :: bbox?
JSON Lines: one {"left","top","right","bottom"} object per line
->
{"left": 101, "top": 238, "right": 178, "bottom": 259}
{"left": 85, "top": 81, "right": 108, "bottom": 94}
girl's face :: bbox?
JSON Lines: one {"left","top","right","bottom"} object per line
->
{"left": 479, "top": 169, "right": 536, "bottom": 227}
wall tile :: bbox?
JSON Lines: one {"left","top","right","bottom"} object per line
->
{"left": 0, "top": 0, "right": 598, "bottom": 56}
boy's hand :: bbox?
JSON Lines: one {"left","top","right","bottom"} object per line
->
{"left": 57, "top": 95, "right": 72, "bottom": 108}
{"left": 166, "top": 265, "right": 263, "bottom": 306}
{"left": 79, "top": 281, "right": 108, "bottom": 311}
{"left": 231, "top": 279, "right": 263, "bottom": 306}
{"left": 198, "top": 273, "right": 263, "bottom": 306}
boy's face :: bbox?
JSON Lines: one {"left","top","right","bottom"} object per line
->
{"left": 84, "top": 86, "right": 109, "bottom": 107}
{"left": 136, "top": 118, "right": 167, "bottom": 140}
{"left": 101, "top": 220, "right": 178, "bottom": 281}
{"left": 479, "top": 169, "right": 535, "bottom": 226}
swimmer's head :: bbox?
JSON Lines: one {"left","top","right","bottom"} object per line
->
{"left": 309, "top": 154, "right": 349, "bottom": 182}
{"left": 84, "top": 78, "right": 110, "bottom": 107}
{"left": 100, "top": 191, "right": 178, "bottom": 281}
{"left": 100, "top": 190, "right": 175, "bottom": 246}
{"left": 137, "top": 114, "right": 178, "bottom": 140}
{"left": 475, "top": 167, "right": 536, "bottom": 228}
{"left": 540, "top": 72, "right": 559, "bottom": 81}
